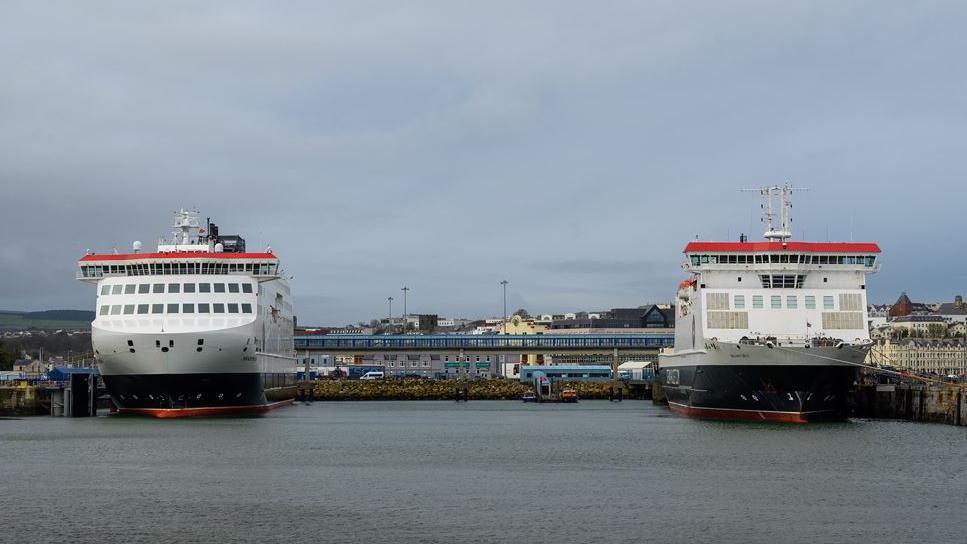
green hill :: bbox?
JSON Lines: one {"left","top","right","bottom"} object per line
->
{"left": 0, "top": 310, "right": 94, "bottom": 330}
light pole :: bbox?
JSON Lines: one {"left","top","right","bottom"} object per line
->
{"left": 387, "top": 297, "right": 393, "bottom": 329}
{"left": 401, "top": 286, "right": 410, "bottom": 332}
{"left": 500, "top": 280, "right": 509, "bottom": 334}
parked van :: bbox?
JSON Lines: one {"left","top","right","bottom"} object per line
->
{"left": 360, "top": 371, "right": 384, "bottom": 380}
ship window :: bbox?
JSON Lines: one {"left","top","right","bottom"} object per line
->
{"left": 110, "top": 305, "right": 121, "bottom": 315}
{"left": 213, "top": 303, "right": 225, "bottom": 313}
{"left": 819, "top": 256, "right": 828, "bottom": 264}
{"left": 152, "top": 304, "right": 163, "bottom": 314}
{"left": 805, "top": 296, "right": 816, "bottom": 309}
{"left": 167, "top": 283, "right": 180, "bottom": 293}
{"left": 214, "top": 283, "right": 226, "bottom": 293}
{"left": 823, "top": 296, "right": 835, "bottom": 310}
{"left": 137, "top": 304, "right": 149, "bottom": 314}
{"left": 242, "top": 284, "right": 253, "bottom": 294}
{"left": 183, "top": 283, "right": 195, "bottom": 293}
{"left": 838, "top": 256, "right": 846, "bottom": 264}
{"left": 228, "top": 303, "right": 239, "bottom": 313}
{"left": 127, "top": 340, "right": 133, "bottom": 347}
{"left": 153, "top": 283, "right": 164, "bottom": 293}
{"left": 241, "top": 303, "right": 253, "bottom": 313}
{"left": 709, "top": 256, "right": 718, "bottom": 264}
{"left": 728, "top": 255, "right": 737, "bottom": 264}
{"left": 199, "top": 283, "right": 211, "bottom": 293}
{"left": 198, "top": 303, "right": 210, "bottom": 313}
{"left": 111, "top": 284, "right": 122, "bottom": 295}
{"left": 138, "top": 284, "right": 149, "bottom": 294}
{"left": 124, "top": 284, "right": 135, "bottom": 294}
{"left": 779, "top": 255, "right": 788, "bottom": 263}
{"left": 847, "top": 256, "right": 856, "bottom": 265}
{"left": 734, "top": 295, "right": 745, "bottom": 309}
{"left": 123, "top": 304, "right": 135, "bottom": 315}
{"left": 99, "top": 305, "right": 109, "bottom": 315}
{"left": 701, "top": 255, "right": 709, "bottom": 264}
{"left": 690, "top": 255, "right": 700, "bottom": 266}
{"left": 787, "top": 296, "right": 798, "bottom": 309}
{"left": 198, "top": 339, "right": 204, "bottom": 345}
{"left": 183, "top": 303, "right": 195, "bottom": 313}
{"left": 228, "top": 283, "right": 240, "bottom": 293}
{"left": 167, "top": 304, "right": 179, "bottom": 314}
{"left": 865, "top": 256, "right": 875, "bottom": 267}
{"left": 753, "top": 296, "right": 763, "bottom": 309}
{"left": 771, "top": 296, "right": 781, "bottom": 309}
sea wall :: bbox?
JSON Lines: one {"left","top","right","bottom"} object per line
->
{"left": 311, "top": 379, "right": 618, "bottom": 401}
{"left": 853, "top": 384, "right": 967, "bottom": 426}
{"left": 0, "top": 386, "right": 45, "bottom": 416}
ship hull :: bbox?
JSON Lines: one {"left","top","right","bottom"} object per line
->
{"left": 659, "top": 343, "right": 867, "bottom": 423}
{"left": 93, "top": 323, "right": 299, "bottom": 417}
{"left": 102, "top": 372, "right": 297, "bottom": 417}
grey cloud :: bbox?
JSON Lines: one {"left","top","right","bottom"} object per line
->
{"left": 1, "top": 1, "right": 966, "bottom": 323}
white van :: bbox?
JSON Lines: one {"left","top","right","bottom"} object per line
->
{"left": 360, "top": 371, "right": 384, "bottom": 380}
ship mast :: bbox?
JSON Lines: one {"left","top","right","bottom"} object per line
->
{"left": 743, "top": 184, "right": 807, "bottom": 241}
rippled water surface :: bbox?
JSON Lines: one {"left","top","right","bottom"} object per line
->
{"left": 3, "top": 401, "right": 967, "bottom": 543}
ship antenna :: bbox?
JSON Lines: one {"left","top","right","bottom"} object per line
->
{"left": 741, "top": 183, "right": 807, "bottom": 241}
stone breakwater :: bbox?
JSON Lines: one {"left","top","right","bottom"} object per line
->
{"left": 311, "top": 380, "right": 619, "bottom": 401}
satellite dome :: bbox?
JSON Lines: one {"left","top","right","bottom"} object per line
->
{"left": 132, "top": 240, "right": 143, "bottom": 253}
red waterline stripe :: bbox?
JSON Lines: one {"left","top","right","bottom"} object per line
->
{"left": 667, "top": 402, "right": 838, "bottom": 424}
{"left": 119, "top": 399, "right": 293, "bottom": 418}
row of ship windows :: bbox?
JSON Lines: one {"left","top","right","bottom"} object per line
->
{"left": 690, "top": 254, "right": 876, "bottom": 266}
{"left": 100, "top": 282, "right": 253, "bottom": 296}
{"left": 732, "top": 295, "right": 834, "bottom": 310}
{"left": 99, "top": 303, "right": 253, "bottom": 316}
{"left": 80, "top": 262, "right": 277, "bottom": 277}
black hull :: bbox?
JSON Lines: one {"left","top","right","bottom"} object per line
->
{"left": 102, "top": 372, "right": 297, "bottom": 410}
{"left": 660, "top": 364, "right": 858, "bottom": 422}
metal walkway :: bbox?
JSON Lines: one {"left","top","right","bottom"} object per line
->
{"left": 295, "top": 333, "right": 674, "bottom": 352}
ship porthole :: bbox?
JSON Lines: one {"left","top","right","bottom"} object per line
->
{"left": 740, "top": 394, "right": 747, "bottom": 401}
{"left": 129, "top": 348, "right": 135, "bottom": 353}
{"left": 132, "top": 394, "right": 139, "bottom": 400}
{"left": 196, "top": 394, "right": 202, "bottom": 399}
{"left": 161, "top": 347, "right": 169, "bottom": 353}
{"left": 751, "top": 394, "right": 759, "bottom": 401}
{"left": 236, "top": 393, "right": 242, "bottom": 398}
{"left": 196, "top": 347, "right": 202, "bottom": 352}
{"left": 218, "top": 393, "right": 224, "bottom": 400}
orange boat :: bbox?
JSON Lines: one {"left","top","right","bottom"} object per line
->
{"left": 560, "top": 389, "right": 579, "bottom": 403}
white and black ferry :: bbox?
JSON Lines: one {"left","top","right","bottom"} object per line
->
{"left": 659, "top": 186, "right": 880, "bottom": 422}
{"left": 77, "top": 209, "right": 299, "bottom": 417}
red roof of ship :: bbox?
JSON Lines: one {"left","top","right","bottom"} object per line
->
{"left": 683, "top": 241, "right": 881, "bottom": 253}
{"left": 80, "top": 252, "right": 277, "bottom": 262}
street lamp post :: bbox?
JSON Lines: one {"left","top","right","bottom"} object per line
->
{"left": 500, "top": 280, "right": 509, "bottom": 334}
{"left": 387, "top": 296, "right": 393, "bottom": 329}
{"left": 401, "top": 286, "right": 410, "bottom": 332}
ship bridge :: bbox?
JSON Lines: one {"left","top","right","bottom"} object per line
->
{"left": 77, "top": 251, "right": 280, "bottom": 282}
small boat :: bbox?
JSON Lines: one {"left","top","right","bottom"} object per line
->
{"left": 522, "top": 391, "right": 538, "bottom": 403}
{"left": 560, "top": 389, "right": 579, "bottom": 403}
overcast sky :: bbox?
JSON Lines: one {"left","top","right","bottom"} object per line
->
{"left": 1, "top": 1, "right": 966, "bottom": 324}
